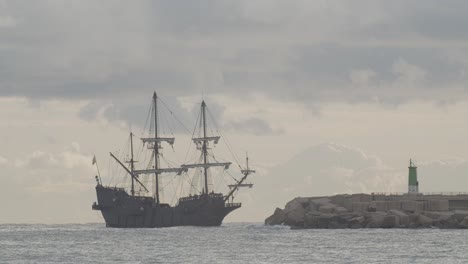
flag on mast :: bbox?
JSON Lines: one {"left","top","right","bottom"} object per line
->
{"left": 92, "top": 155, "right": 102, "bottom": 185}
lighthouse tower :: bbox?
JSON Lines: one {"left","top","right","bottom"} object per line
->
{"left": 408, "top": 159, "right": 419, "bottom": 194}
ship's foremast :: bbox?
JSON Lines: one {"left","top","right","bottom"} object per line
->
{"left": 109, "top": 152, "right": 148, "bottom": 193}
{"left": 181, "top": 101, "right": 231, "bottom": 194}
{"left": 129, "top": 132, "right": 136, "bottom": 196}
{"left": 202, "top": 101, "right": 208, "bottom": 194}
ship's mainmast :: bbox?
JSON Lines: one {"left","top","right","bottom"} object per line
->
{"left": 130, "top": 92, "right": 186, "bottom": 204}
{"left": 182, "top": 101, "right": 231, "bottom": 194}
{"left": 201, "top": 101, "right": 209, "bottom": 194}
{"left": 129, "top": 132, "right": 136, "bottom": 196}
{"left": 153, "top": 93, "right": 160, "bottom": 202}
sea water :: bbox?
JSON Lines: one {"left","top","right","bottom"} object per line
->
{"left": 0, "top": 223, "right": 466, "bottom": 263}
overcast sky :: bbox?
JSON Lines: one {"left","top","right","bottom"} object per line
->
{"left": 1, "top": 1, "right": 468, "bottom": 223}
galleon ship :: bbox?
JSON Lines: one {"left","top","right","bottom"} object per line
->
{"left": 92, "top": 92, "right": 254, "bottom": 227}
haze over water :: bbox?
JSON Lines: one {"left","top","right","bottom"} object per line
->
{"left": 1, "top": 223, "right": 467, "bottom": 263}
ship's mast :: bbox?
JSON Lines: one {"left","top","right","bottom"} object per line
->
{"left": 181, "top": 101, "right": 231, "bottom": 195}
{"left": 128, "top": 92, "right": 187, "bottom": 204}
{"left": 110, "top": 92, "right": 186, "bottom": 200}
{"left": 130, "top": 132, "right": 136, "bottom": 196}
{"left": 110, "top": 152, "right": 148, "bottom": 193}
{"left": 202, "top": 101, "right": 209, "bottom": 194}
{"left": 154, "top": 92, "right": 160, "bottom": 203}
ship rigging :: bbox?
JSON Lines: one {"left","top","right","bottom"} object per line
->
{"left": 92, "top": 92, "right": 254, "bottom": 227}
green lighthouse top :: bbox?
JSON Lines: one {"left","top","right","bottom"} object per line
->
{"left": 408, "top": 159, "right": 418, "bottom": 186}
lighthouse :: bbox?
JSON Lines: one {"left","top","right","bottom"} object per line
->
{"left": 408, "top": 159, "right": 419, "bottom": 194}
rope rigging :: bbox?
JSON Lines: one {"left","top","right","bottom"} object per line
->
{"left": 103, "top": 93, "right": 253, "bottom": 204}
{"left": 206, "top": 107, "right": 242, "bottom": 169}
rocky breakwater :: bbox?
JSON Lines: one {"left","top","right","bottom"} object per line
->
{"left": 265, "top": 194, "right": 468, "bottom": 229}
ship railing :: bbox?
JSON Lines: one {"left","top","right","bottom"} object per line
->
{"left": 179, "top": 193, "right": 224, "bottom": 202}
{"left": 179, "top": 196, "right": 201, "bottom": 202}
{"left": 99, "top": 185, "right": 126, "bottom": 192}
{"left": 133, "top": 196, "right": 154, "bottom": 202}
{"left": 208, "top": 193, "right": 223, "bottom": 198}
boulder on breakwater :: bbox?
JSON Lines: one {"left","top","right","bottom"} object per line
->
{"left": 265, "top": 194, "right": 468, "bottom": 229}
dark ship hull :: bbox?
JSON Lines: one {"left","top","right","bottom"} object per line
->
{"left": 92, "top": 185, "right": 241, "bottom": 228}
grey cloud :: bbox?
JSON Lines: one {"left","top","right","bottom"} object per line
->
{"left": 197, "top": 98, "right": 225, "bottom": 125}
{"left": 77, "top": 94, "right": 281, "bottom": 137}
{"left": 1, "top": 0, "right": 468, "bottom": 110}
{"left": 78, "top": 94, "right": 197, "bottom": 134}
{"left": 226, "top": 117, "right": 283, "bottom": 136}
{"left": 0, "top": 143, "right": 97, "bottom": 223}
{"left": 0, "top": 155, "right": 7, "bottom": 166}
{"left": 149, "top": 1, "right": 271, "bottom": 35}
{"left": 0, "top": 16, "right": 16, "bottom": 28}
{"left": 361, "top": 1, "right": 468, "bottom": 41}
{"left": 77, "top": 95, "right": 227, "bottom": 135}
{"left": 78, "top": 101, "right": 102, "bottom": 121}
{"left": 15, "top": 151, "right": 58, "bottom": 169}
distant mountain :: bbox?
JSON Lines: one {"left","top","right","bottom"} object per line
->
{"left": 231, "top": 143, "right": 406, "bottom": 222}
{"left": 259, "top": 143, "right": 404, "bottom": 202}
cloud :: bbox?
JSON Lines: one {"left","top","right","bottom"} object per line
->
{"left": 226, "top": 117, "right": 283, "bottom": 136}
{"left": 78, "top": 94, "right": 203, "bottom": 133}
{"left": 15, "top": 151, "right": 59, "bottom": 168}
{"left": 1, "top": 0, "right": 468, "bottom": 109}
{"left": 392, "top": 58, "right": 426, "bottom": 85}
{"left": 77, "top": 94, "right": 282, "bottom": 137}
{"left": 350, "top": 69, "right": 376, "bottom": 88}
{"left": 14, "top": 143, "right": 88, "bottom": 170}
{"left": 0, "top": 155, "right": 7, "bottom": 166}
{"left": 0, "top": 15, "right": 16, "bottom": 28}
{"left": 13, "top": 142, "right": 95, "bottom": 192}
{"left": 358, "top": 1, "right": 468, "bottom": 41}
